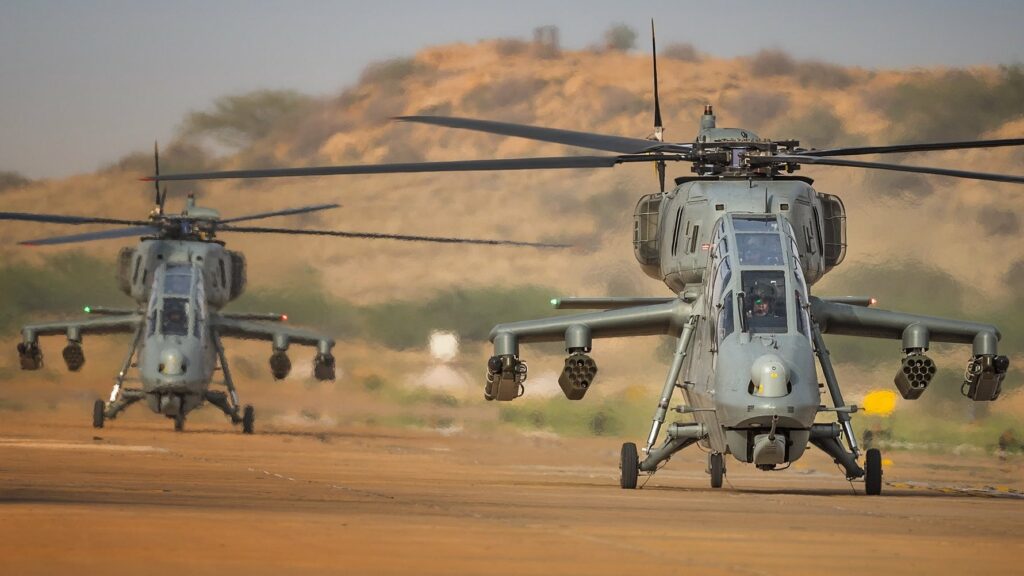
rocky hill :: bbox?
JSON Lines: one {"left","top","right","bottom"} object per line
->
{"left": 1, "top": 39, "right": 1022, "bottom": 442}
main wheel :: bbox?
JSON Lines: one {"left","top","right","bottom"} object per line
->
{"left": 709, "top": 452, "right": 725, "bottom": 489}
{"left": 242, "top": 405, "right": 255, "bottom": 435}
{"left": 620, "top": 442, "right": 639, "bottom": 489}
{"left": 92, "top": 399, "right": 105, "bottom": 429}
{"left": 174, "top": 411, "right": 185, "bottom": 432}
{"left": 865, "top": 448, "right": 883, "bottom": 495}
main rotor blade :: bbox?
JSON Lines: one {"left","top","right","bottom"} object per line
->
{"left": 145, "top": 156, "right": 624, "bottom": 182}
{"left": 217, "top": 225, "right": 570, "bottom": 248}
{"left": 395, "top": 116, "right": 690, "bottom": 154}
{"left": 19, "top": 226, "right": 159, "bottom": 246}
{"left": 0, "top": 212, "right": 150, "bottom": 226}
{"left": 763, "top": 155, "right": 1024, "bottom": 185}
{"left": 650, "top": 20, "right": 663, "bottom": 139}
{"left": 801, "top": 137, "right": 1024, "bottom": 158}
{"left": 219, "top": 203, "right": 342, "bottom": 224}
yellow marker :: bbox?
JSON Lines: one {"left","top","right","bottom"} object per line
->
{"left": 882, "top": 458, "right": 893, "bottom": 467}
{"left": 862, "top": 389, "right": 898, "bottom": 417}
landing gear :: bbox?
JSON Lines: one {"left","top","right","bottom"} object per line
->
{"left": 620, "top": 442, "right": 639, "bottom": 489}
{"left": 709, "top": 452, "right": 725, "bottom": 489}
{"left": 865, "top": 448, "right": 883, "bottom": 496}
{"left": 174, "top": 410, "right": 185, "bottom": 432}
{"left": 242, "top": 405, "right": 255, "bottom": 435}
{"left": 92, "top": 399, "right": 105, "bottom": 429}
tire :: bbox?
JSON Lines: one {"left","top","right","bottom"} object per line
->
{"left": 865, "top": 448, "right": 883, "bottom": 496}
{"left": 620, "top": 442, "right": 639, "bottom": 489}
{"left": 242, "top": 405, "right": 255, "bottom": 435}
{"left": 92, "top": 399, "right": 105, "bottom": 429}
{"left": 709, "top": 452, "right": 724, "bottom": 489}
{"left": 174, "top": 411, "right": 185, "bottom": 432}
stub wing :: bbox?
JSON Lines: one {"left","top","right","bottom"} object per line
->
{"left": 809, "top": 297, "right": 998, "bottom": 344}
{"left": 209, "top": 315, "right": 334, "bottom": 350}
{"left": 21, "top": 314, "right": 143, "bottom": 341}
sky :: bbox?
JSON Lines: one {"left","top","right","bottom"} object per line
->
{"left": 1, "top": 0, "right": 1023, "bottom": 179}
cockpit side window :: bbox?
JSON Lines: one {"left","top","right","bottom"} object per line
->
{"left": 718, "top": 290, "right": 735, "bottom": 343}
{"left": 741, "top": 271, "right": 788, "bottom": 334}
{"left": 160, "top": 298, "right": 189, "bottom": 336}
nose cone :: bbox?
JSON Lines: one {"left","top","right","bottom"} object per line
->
{"left": 750, "top": 354, "right": 789, "bottom": 397}
{"left": 159, "top": 348, "right": 187, "bottom": 375}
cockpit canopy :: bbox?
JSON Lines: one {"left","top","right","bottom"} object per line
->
{"left": 707, "top": 215, "right": 811, "bottom": 343}
{"left": 147, "top": 264, "right": 207, "bottom": 338}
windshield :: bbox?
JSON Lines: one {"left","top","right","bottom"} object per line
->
{"left": 163, "top": 265, "right": 193, "bottom": 296}
{"left": 161, "top": 298, "right": 189, "bottom": 336}
{"left": 741, "top": 271, "right": 787, "bottom": 334}
{"left": 736, "top": 233, "right": 784, "bottom": 266}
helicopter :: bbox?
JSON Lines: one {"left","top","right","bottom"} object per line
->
{"left": 145, "top": 29, "right": 1020, "bottom": 493}
{"left": 3, "top": 149, "right": 565, "bottom": 433}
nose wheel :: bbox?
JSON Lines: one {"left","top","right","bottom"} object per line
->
{"left": 242, "top": 405, "right": 255, "bottom": 434}
{"left": 92, "top": 399, "right": 105, "bottom": 429}
{"left": 709, "top": 452, "right": 725, "bottom": 488}
{"left": 865, "top": 448, "right": 883, "bottom": 495}
{"left": 619, "top": 442, "right": 639, "bottom": 489}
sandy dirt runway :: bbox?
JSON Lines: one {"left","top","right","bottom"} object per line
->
{"left": 0, "top": 411, "right": 1021, "bottom": 575}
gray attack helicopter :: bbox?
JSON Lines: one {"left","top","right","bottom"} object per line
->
{"left": 3, "top": 150, "right": 565, "bottom": 433}
{"left": 147, "top": 30, "right": 1019, "bottom": 493}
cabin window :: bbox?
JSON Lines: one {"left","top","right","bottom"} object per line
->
{"left": 160, "top": 298, "right": 189, "bottom": 336}
{"left": 741, "top": 271, "right": 788, "bottom": 334}
{"left": 688, "top": 225, "right": 700, "bottom": 254}
{"left": 794, "top": 290, "right": 810, "bottom": 337}
{"left": 132, "top": 255, "right": 142, "bottom": 285}
{"left": 218, "top": 259, "right": 227, "bottom": 288}
{"left": 812, "top": 206, "right": 824, "bottom": 256}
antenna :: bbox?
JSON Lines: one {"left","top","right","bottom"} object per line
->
{"left": 650, "top": 19, "right": 666, "bottom": 192}
{"left": 153, "top": 141, "right": 163, "bottom": 214}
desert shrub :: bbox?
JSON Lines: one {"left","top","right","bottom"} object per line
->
{"left": 0, "top": 171, "right": 31, "bottom": 193}
{"left": 362, "top": 286, "right": 559, "bottom": 349}
{"left": 730, "top": 90, "right": 791, "bottom": 129}
{"left": 495, "top": 38, "right": 529, "bottom": 56}
{"left": 181, "top": 90, "right": 313, "bottom": 149}
{"left": 976, "top": 205, "right": 1020, "bottom": 236}
{"left": 795, "top": 60, "right": 854, "bottom": 89}
{"left": 749, "top": 48, "right": 796, "bottom": 77}
{"left": 106, "top": 140, "right": 213, "bottom": 175}
{"left": 782, "top": 105, "right": 847, "bottom": 148}
{"left": 603, "top": 24, "right": 638, "bottom": 52}
{"left": 358, "top": 57, "right": 424, "bottom": 86}
{"left": 877, "top": 65, "right": 1024, "bottom": 141}
{"left": 598, "top": 86, "right": 647, "bottom": 117}
{"left": 661, "top": 42, "right": 701, "bottom": 62}
{"left": 863, "top": 169, "right": 935, "bottom": 201}
{"left": 0, "top": 253, "right": 128, "bottom": 333}
{"left": 461, "top": 77, "right": 548, "bottom": 113}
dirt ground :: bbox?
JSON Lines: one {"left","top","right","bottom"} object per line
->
{"left": 0, "top": 408, "right": 1021, "bottom": 576}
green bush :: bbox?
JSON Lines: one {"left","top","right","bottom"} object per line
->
{"left": 359, "top": 57, "right": 425, "bottom": 86}
{"left": 0, "top": 171, "right": 31, "bottom": 193}
{"left": 603, "top": 24, "right": 638, "bottom": 52}
{"left": 749, "top": 49, "right": 796, "bottom": 77}
{"left": 661, "top": 43, "right": 701, "bottom": 62}
{"left": 181, "top": 90, "right": 314, "bottom": 148}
